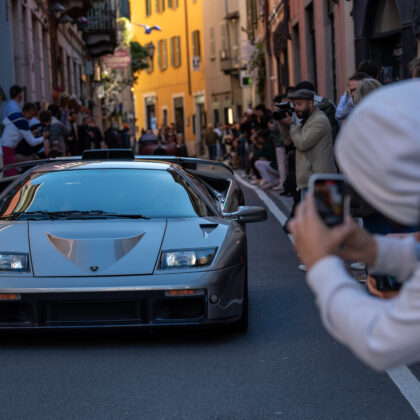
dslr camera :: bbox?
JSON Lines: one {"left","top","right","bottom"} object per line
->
{"left": 272, "top": 96, "right": 294, "bottom": 121}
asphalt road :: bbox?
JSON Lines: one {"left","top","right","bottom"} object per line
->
{"left": 0, "top": 183, "right": 417, "bottom": 420}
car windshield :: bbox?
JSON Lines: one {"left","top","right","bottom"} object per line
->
{"left": 0, "top": 168, "right": 214, "bottom": 219}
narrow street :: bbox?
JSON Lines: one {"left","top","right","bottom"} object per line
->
{"left": 0, "top": 181, "right": 416, "bottom": 420}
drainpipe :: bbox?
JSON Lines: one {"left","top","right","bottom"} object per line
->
{"left": 184, "top": 0, "right": 192, "bottom": 96}
{"left": 224, "top": 0, "right": 235, "bottom": 119}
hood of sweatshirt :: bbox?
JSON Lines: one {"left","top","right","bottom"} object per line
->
{"left": 335, "top": 79, "right": 420, "bottom": 226}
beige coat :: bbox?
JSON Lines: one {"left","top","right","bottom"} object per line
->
{"left": 281, "top": 108, "right": 336, "bottom": 189}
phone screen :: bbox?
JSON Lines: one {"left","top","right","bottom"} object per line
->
{"left": 313, "top": 179, "right": 347, "bottom": 227}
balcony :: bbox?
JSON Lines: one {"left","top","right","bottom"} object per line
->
{"left": 53, "top": 0, "right": 94, "bottom": 19}
{"left": 219, "top": 48, "right": 241, "bottom": 75}
{"left": 82, "top": 0, "right": 117, "bottom": 57}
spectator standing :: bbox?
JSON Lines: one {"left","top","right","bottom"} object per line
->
{"left": 203, "top": 124, "right": 219, "bottom": 160}
{"left": 120, "top": 124, "right": 131, "bottom": 149}
{"left": 48, "top": 105, "right": 70, "bottom": 157}
{"left": 89, "top": 118, "right": 104, "bottom": 149}
{"left": 336, "top": 72, "right": 368, "bottom": 122}
{"left": 268, "top": 119, "right": 286, "bottom": 192}
{"left": 78, "top": 116, "right": 93, "bottom": 152}
{"left": 66, "top": 112, "right": 80, "bottom": 156}
{"left": 0, "top": 85, "right": 23, "bottom": 121}
{"left": 104, "top": 122, "right": 121, "bottom": 149}
{"left": 293, "top": 81, "right": 339, "bottom": 141}
{"left": 279, "top": 89, "right": 336, "bottom": 199}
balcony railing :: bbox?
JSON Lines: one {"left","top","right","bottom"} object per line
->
{"left": 56, "top": 0, "right": 94, "bottom": 19}
{"left": 219, "top": 48, "right": 241, "bottom": 75}
{"left": 82, "top": 0, "right": 117, "bottom": 57}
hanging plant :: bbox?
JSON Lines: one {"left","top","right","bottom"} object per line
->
{"left": 249, "top": 41, "right": 266, "bottom": 102}
{"left": 130, "top": 41, "right": 149, "bottom": 82}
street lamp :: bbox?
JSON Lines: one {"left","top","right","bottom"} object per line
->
{"left": 146, "top": 42, "right": 156, "bottom": 58}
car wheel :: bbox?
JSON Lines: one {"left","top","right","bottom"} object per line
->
{"left": 228, "top": 277, "right": 248, "bottom": 333}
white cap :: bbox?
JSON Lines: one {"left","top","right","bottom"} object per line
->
{"left": 335, "top": 79, "right": 420, "bottom": 226}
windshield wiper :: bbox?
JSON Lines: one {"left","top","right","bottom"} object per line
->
{"left": 0, "top": 210, "right": 150, "bottom": 220}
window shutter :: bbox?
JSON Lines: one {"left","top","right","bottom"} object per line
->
{"left": 209, "top": 27, "right": 216, "bottom": 59}
{"left": 163, "top": 39, "right": 168, "bottom": 69}
{"left": 176, "top": 36, "right": 181, "bottom": 67}
{"left": 155, "top": 0, "right": 159, "bottom": 13}
{"left": 192, "top": 31, "right": 197, "bottom": 57}
{"left": 158, "top": 40, "right": 162, "bottom": 70}
{"left": 170, "top": 37, "right": 175, "bottom": 67}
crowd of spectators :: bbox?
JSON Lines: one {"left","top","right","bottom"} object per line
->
{"left": 0, "top": 86, "right": 133, "bottom": 176}
{"left": 200, "top": 58, "right": 420, "bottom": 220}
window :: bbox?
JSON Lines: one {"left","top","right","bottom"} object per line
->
{"left": 158, "top": 39, "right": 168, "bottom": 70}
{"left": 155, "top": 0, "right": 165, "bottom": 13}
{"left": 146, "top": 0, "right": 152, "bottom": 16}
{"left": 170, "top": 36, "right": 181, "bottom": 68}
{"left": 192, "top": 30, "right": 201, "bottom": 58}
{"left": 167, "top": 0, "right": 178, "bottom": 9}
{"left": 209, "top": 27, "right": 216, "bottom": 60}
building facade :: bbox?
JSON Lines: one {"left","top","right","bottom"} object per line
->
{"left": 0, "top": 0, "right": 118, "bottom": 131}
{"left": 131, "top": 0, "right": 206, "bottom": 155}
{"left": 202, "top": 0, "right": 252, "bottom": 126}
{"left": 353, "top": 0, "right": 419, "bottom": 82}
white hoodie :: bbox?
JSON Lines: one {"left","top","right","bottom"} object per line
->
{"left": 307, "top": 80, "right": 420, "bottom": 371}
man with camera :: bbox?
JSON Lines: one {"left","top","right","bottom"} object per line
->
{"left": 278, "top": 88, "right": 336, "bottom": 199}
{"left": 288, "top": 80, "right": 420, "bottom": 371}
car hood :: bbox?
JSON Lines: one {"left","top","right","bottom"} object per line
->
{"left": 29, "top": 220, "right": 166, "bottom": 277}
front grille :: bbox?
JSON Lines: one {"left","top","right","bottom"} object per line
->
{"left": 0, "top": 291, "right": 208, "bottom": 328}
{"left": 45, "top": 301, "right": 143, "bottom": 325}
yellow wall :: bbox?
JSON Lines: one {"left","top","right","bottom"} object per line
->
{"left": 130, "top": 0, "right": 206, "bottom": 155}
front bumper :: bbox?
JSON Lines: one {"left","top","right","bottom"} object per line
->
{"left": 0, "top": 265, "right": 245, "bottom": 329}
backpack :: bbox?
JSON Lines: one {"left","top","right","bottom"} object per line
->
{"left": 318, "top": 98, "right": 340, "bottom": 142}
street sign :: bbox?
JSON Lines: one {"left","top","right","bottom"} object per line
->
{"left": 103, "top": 48, "right": 131, "bottom": 70}
{"left": 192, "top": 56, "right": 201, "bottom": 71}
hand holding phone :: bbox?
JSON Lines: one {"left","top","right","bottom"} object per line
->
{"left": 309, "top": 174, "right": 350, "bottom": 227}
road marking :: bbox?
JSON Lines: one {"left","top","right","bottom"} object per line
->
{"left": 387, "top": 366, "right": 420, "bottom": 417}
{"left": 235, "top": 175, "right": 294, "bottom": 243}
{"left": 237, "top": 174, "right": 420, "bottom": 418}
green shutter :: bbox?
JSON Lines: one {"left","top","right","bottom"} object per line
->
{"left": 170, "top": 37, "right": 175, "bottom": 67}
{"left": 176, "top": 36, "right": 181, "bottom": 67}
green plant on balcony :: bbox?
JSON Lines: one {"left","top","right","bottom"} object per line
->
{"left": 249, "top": 41, "right": 266, "bottom": 102}
{"left": 130, "top": 41, "right": 149, "bottom": 82}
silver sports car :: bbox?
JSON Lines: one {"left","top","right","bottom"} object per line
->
{"left": 0, "top": 151, "right": 266, "bottom": 331}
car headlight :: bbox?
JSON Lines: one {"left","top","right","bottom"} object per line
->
{"left": 159, "top": 248, "right": 217, "bottom": 270}
{"left": 0, "top": 253, "right": 29, "bottom": 272}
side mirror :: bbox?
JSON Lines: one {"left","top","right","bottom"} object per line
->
{"left": 223, "top": 206, "right": 267, "bottom": 223}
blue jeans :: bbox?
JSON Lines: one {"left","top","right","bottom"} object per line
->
{"left": 207, "top": 144, "right": 217, "bottom": 161}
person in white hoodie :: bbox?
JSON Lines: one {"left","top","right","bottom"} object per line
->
{"left": 288, "top": 79, "right": 420, "bottom": 371}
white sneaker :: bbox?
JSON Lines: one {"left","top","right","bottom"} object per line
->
{"left": 298, "top": 264, "right": 306, "bottom": 272}
{"left": 350, "top": 262, "right": 366, "bottom": 270}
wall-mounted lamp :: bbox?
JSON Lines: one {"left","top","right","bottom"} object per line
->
{"left": 146, "top": 42, "right": 156, "bottom": 58}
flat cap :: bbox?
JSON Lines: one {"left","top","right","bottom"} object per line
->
{"left": 288, "top": 89, "right": 314, "bottom": 100}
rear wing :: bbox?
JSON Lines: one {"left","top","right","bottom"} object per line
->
{"left": 0, "top": 151, "right": 235, "bottom": 194}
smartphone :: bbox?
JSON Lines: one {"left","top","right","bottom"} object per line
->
{"left": 370, "top": 274, "right": 402, "bottom": 292}
{"left": 309, "top": 174, "right": 350, "bottom": 227}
